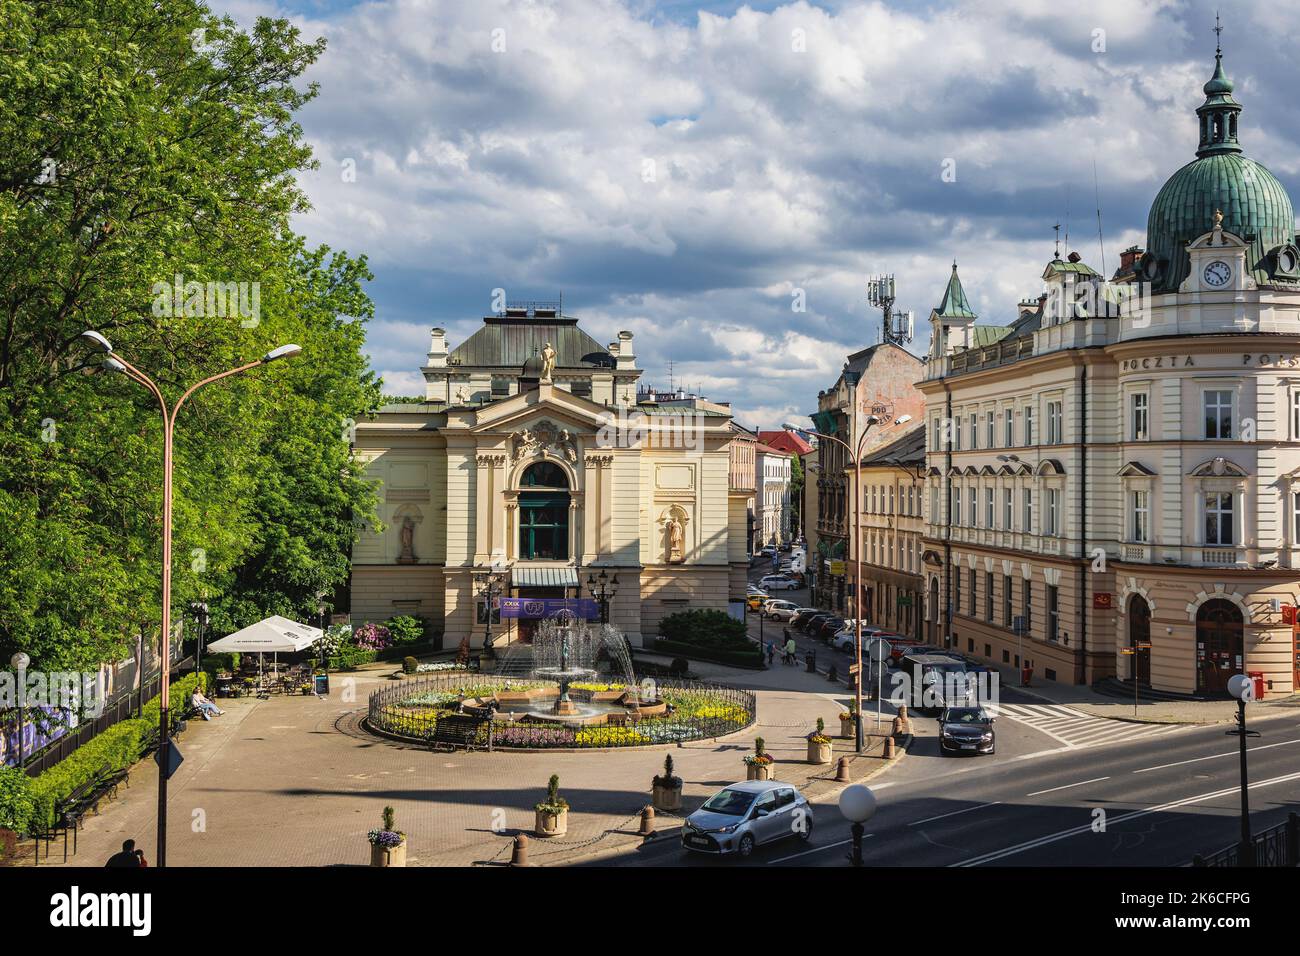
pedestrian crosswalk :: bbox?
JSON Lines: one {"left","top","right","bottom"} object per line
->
{"left": 990, "top": 703, "right": 1192, "bottom": 750}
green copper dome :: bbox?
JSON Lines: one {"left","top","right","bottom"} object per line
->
{"left": 1145, "top": 53, "right": 1297, "bottom": 293}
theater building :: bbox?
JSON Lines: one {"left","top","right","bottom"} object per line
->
{"left": 348, "top": 303, "right": 742, "bottom": 647}
{"left": 920, "top": 51, "right": 1300, "bottom": 697}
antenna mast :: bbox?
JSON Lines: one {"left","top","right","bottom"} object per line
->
{"left": 867, "top": 274, "right": 913, "bottom": 348}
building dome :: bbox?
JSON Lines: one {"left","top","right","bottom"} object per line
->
{"left": 1144, "top": 52, "right": 1297, "bottom": 293}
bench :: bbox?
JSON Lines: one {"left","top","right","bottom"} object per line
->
{"left": 427, "top": 714, "right": 487, "bottom": 752}
{"left": 37, "top": 763, "right": 120, "bottom": 864}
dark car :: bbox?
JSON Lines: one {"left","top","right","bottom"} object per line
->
{"left": 815, "top": 618, "right": 846, "bottom": 641}
{"left": 938, "top": 705, "right": 996, "bottom": 756}
{"left": 801, "top": 613, "right": 834, "bottom": 634}
{"left": 791, "top": 608, "right": 823, "bottom": 629}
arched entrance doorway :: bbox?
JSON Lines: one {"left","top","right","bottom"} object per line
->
{"left": 1127, "top": 594, "right": 1151, "bottom": 685}
{"left": 515, "top": 461, "right": 572, "bottom": 643}
{"left": 928, "top": 577, "right": 940, "bottom": 643}
{"left": 1196, "top": 599, "right": 1244, "bottom": 695}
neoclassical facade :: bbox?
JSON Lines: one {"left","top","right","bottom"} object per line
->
{"left": 349, "top": 305, "right": 741, "bottom": 647}
{"left": 920, "top": 51, "right": 1300, "bottom": 697}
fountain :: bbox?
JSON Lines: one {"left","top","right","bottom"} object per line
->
{"left": 537, "top": 627, "right": 592, "bottom": 716}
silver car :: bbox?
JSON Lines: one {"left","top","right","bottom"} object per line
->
{"left": 682, "top": 781, "right": 813, "bottom": 857}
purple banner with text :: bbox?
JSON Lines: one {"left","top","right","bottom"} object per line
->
{"left": 497, "top": 597, "right": 600, "bottom": 620}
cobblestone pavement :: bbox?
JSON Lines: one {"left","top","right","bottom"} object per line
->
{"left": 32, "top": 657, "right": 903, "bottom": 868}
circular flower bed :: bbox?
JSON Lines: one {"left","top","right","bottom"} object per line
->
{"left": 366, "top": 674, "right": 755, "bottom": 749}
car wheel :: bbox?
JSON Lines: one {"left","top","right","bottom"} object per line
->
{"left": 737, "top": 833, "right": 755, "bottom": 857}
{"left": 798, "top": 819, "right": 813, "bottom": 842}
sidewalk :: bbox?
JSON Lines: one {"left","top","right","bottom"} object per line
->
{"left": 23, "top": 658, "right": 909, "bottom": 868}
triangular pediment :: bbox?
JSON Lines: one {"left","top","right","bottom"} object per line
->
{"left": 1117, "top": 461, "right": 1156, "bottom": 478}
{"left": 467, "top": 384, "right": 613, "bottom": 434}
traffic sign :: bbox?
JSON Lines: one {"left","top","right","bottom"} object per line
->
{"left": 155, "top": 742, "right": 184, "bottom": 780}
{"left": 867, "top": 637, "right": 891, "bottom": 663}
{"left": 848, "top": 663, "right": 861, "bottom": 675}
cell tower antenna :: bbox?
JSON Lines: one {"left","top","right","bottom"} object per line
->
{"left": 866, "top": 273, "right": 913, "bottom": 348}
{"left": 1093, "top": 156, "right": 1107, "bottom": 278}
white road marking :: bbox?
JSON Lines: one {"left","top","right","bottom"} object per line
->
{"left": 1026, "top": 776, "right": 1110, "bottom": 797}
{"left": 911, "top": 801, "right": 1003, "bottom": 826}
{"left": 995, "top": 703, "right": 1193, "bottom": 749}
{"left": 1131, "top": 737, "right": 1300, "bottom": 774}
{"left": 952, "top": 769, "right": 1300, "bottom": 866}
{"left": 768, "top": 836, "right": 863, "bottom": 864}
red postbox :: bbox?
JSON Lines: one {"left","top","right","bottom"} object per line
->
{"left": 1248, "top": 670, "right": 1266, "bottom": 700}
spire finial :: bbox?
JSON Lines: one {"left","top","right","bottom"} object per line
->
{"left": 1053, "top": 222, "right": 1061, "bottom": 259}
{"left": 1214, "top": 10, "right": 1223, "bottom": 56}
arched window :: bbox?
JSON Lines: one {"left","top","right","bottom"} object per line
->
{"left": 519, "top": 462, "right": 569, "bottom": 560}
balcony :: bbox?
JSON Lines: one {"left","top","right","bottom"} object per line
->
{"left": 1199, "top": 548, "right": 1241, "bottom": 567}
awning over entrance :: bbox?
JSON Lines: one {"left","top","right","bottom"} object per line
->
{"left": 511, "top": 566, "right": 579, "bottom": 588}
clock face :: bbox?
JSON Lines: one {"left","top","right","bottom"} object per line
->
{"left": 1204, "top": 260, "right": 1232, "bottom": 287}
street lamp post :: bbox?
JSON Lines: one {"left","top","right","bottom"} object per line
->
{"left": 80, "top": 331, "right": 301, "bottom": 867}
{"left": 586, "top": 569, "right": 618, "bottom": 625}
{"left": 10, "top": 652, "right": 30, "bottom": 770}
{"left": 1227, "top": 673, "right": 1260, "bottom": 866}
{"left": 838, "top": 783, "right": 877, "bottom": 866}
{"left": 188, "top": 600, "right": 209, "bottom": 680}
{"left": 786, "top": 409, "right": 910, "bottom": 753}
{"left": 473, "top": 563, "right": 508, "bottom": 651}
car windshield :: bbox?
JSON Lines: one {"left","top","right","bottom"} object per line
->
{"left": 701, "top": 788, "right": 756, "bottom": 816}
{"left": 944, "top": 708, "right": 990, "bottom": 723}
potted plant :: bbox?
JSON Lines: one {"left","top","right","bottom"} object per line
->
{"left": 367, "top": 805, "right": 407, "bottom": 867}
{"left": 807, "top": 718, "right": 833, "bottom": 764}
{"left": 839, "top": 701, "right": 858, "bottom": 739}
{"left": 651, "top": 754, "right": 683, "bottom": 812}
{"left": 300, "top": 682, "right": 312, "bottom": 696}
{"left": 743, "top": 737, "right": 774, "bottom": 780}
{"left": 534, "top": 774, "right": 569, "bottom": 837}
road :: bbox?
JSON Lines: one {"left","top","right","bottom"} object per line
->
{"left": 589, "top": 565, "right": 1300, "bottom": 867}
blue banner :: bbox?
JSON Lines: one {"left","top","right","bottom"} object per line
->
{"left": 498, "top": 597, "right": 600, "bottom": 620}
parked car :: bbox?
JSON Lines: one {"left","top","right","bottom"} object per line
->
{"left": 746, "top": 592, "right": 769, "bottom": 610}
{"left": 681, "top": 781, "right": 813, "bottom": 857}
{"left": 762, "top": 600, "right": 801, "bottom": 621}
{"left": 800, "top": 612, "right": 834, "bottom": 634}
{"left": 900, "top": 653, "right": 972, "bottom": 715}
{"left": 815, "top": 617, "right": 847, "bottom": 642}
{"left": 938, "top": 705, "right": 996, "bottom": 756}
{"left": 830, "top": 624, "right": 883, "bottom": 653}
{"left": 759, "top": 574, "right": 799, "bottom": 591}
{"left": 791, "top": 609, "right": 824, "bottom": 630}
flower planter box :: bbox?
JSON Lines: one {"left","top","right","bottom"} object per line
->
{"left": 745, "top": 763, "right": 773, "bottom": 781}
{"left": 839, "top": 716, "right": 856, "bottom": 739}
{"left": 652, "top": 782, "right": 683, "bottom": 812}
{"left": 807, "top": 740, "right": 833, "bottom": 765}
{"left": 369, "top": 841, "right": 407, "bottom": 867}
{"left": 534, "top": 807, "right": 568, "bottom": 838}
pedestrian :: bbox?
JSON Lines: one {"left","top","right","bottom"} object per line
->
{"left": 784, "top": 635, "right": 797, "bottom": 665}
{"left": 105, "top": 839, "right": 142, "bottom": 868}
{"left": 135, "top": 849, "right": 148, "bottom": 867}
{"left": 766, "top": 643, "right": 775, "bottom": 667}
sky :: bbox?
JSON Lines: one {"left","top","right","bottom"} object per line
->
{"left": 215, "top": 0, "right": 1300, "bottom": 429}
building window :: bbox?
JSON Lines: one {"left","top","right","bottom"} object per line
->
{"left": 1003, "top": 574, "right": 1013, "bottom": 626}
{"left": 1131, "top": 489, "right": 1149, "bottom": 542}
{"left": 1131, "top": 392, "right": 1149, "bottom": 441}
{"left": 1003, "top": 487, "right": 1013, "bottom": 530}
{"left": 1293, "top": 490, "right": 1300, "bottom": 542}
{"left": 968, "top": 487, "right": 977, "bottom": 527}
{"left": 986, "top": 411, "right": 995, "bottom": 449}
{"left": 954, "top": 563, "right": 961, "bottom": 611}
{"left": 570, "top": 379, "right": 592, "bottom": 399}
{"left": 932, "top": 486, "right": 939, "bottom": 524}
{"left": 985, "top": 487, "right": 994, "bottom": 528}
{"left": 969, "top": 568, "right": 977, "bottom": 616}
{"left": 1024, "top": 405, "right": 1035, "bottom": 445}
{"left": 932, "top": 417, "right": 941, "bottom": 451}
{"left": 1023, "top": 580, "right": 1032, "bottom": 635}
{"left": 1005, "top": 408, "right": 1014, "bottom": 447}
{"left": 1046, "top": 488, "right": 1061, "bottom": 536}
{"left": 1046, "top": 400, "right": 1063, "bottom": 444}
{"left": 952, "top": 488, "right": 960, "bottom": 526}
{"left": 1292, "top": 392, "right": 1300, "bottom": 441}
{"left": 969, "top": 413, "right": 978, "bottom": 449}
{"left": 1204, "top": 492, "right": 1234, "bottom": 546}
{"left": 985, "top": 571, "right": 993, "bottom": 622}
{"left": 519, "top": 462, "right": 570, "bottom": 560}
{"left": 1047, "top": 585, "right": 1059, "bottom": 641}
{"left": 1023, "top": 488, "right": 1033, "bottom": 533}
{"left": 889, "top": 486, "right": 895, "bottom": 515}
{"left": 1204, "top": 389, "right": 1234, "bottom": 439}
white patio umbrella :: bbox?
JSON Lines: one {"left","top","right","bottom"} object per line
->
{"left": 206, "top": 615, "right": 323, "bottom": 694}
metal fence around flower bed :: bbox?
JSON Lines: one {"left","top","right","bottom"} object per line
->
{"left": 365, "top": 672, "right": 756, "bottom": 748}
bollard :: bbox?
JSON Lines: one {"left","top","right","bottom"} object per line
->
{"left": 510, "top": 833, "right": 529, "bottom": 867}
{"left": 827, "top": 665, "right": 838, "bottom": 682}
{"left": 639, "top": 805, "right": 656, "bottom": 837}
{"left": 891, "top": 716, "right": 906, "bottom": 737}
{"left": 806, "top": 651, "right": 816, "bottom": 673}
{"left": 883, "top": 736, "right": 896, "bottom": 759}
{"left": 897, "top": 704, "right": 908, "bottom": 721}
{"left": 835, "top": 756, "right": 850, "bottom": 782}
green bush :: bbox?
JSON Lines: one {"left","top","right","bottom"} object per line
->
{"left": 654, "top": 639, "right": 764, "bottom": 669}
{"left": 385, "top": 615, "right": 426, "bottom": 645}
{"left": 658, "top": 609, "right": 750, "bottom": 650}
{"left": 0, "top": 766, "right": 35, "bottom": 836}
{"left": 21, "top": 672, "right": 201, "bottom": 835}
{"left": 402, "top": 656, "right": 418, "bottom": 675}
{"left": 329, "top": 644, "right": 379, "bottom": 670}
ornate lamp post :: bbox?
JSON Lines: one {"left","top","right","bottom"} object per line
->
{"left": 473, "top": 562, "right": 509, "bottom": 650}
{"left": 1227, "top": 673, "right": 1260, "bottom": 866}
{"left": 188, "top": 600, "right": 209, "bottom": 679}
{"left": 586, "top": 569, "right": 618, "bottom": 624}
{"left": 839, "top": 784, "right": 877, "bottom": 866}
{"left": 79, "top": 330, "right": 301, "bottom": 867}
{"left": 10, "top": 652, "right": 29, "bottom": 770}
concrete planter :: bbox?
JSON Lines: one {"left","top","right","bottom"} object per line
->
{"left": 369, "top": 841, "right": 407, "bottom": 867}
{"left": 839, "top": 716, "right": 856, "bottom": 739}
{"left": 534, "top": 807, "right": 568, "bottom": 838}
{"left": 745, "top": 762, "right": 774, "bottom": 781}
{"left": 652, "top": 781, "right": 683, "bottom": 812}
{"left": 807, "top": 739, "right": 833, "bottom": 765}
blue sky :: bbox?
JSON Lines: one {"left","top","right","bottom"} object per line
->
{"left": 216, "top": 0, "right": 1300, "bottom": 427}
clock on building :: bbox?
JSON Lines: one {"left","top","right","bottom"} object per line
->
{"left": 1203, "top": 260, "right": 1232, "bottom": 287}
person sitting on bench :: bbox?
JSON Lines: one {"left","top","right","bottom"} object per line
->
{"left": 192, "top": 688, "right": 224, "bottom": 720}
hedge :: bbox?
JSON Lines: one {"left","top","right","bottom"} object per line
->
{"left": 5, "top": 672, "right": 203, "bottom": 837}
{"left": 652, "top": 639, "right": 765, "bottom": 670}
{"left": 658, "top": 609, "right": 750, "bottom": 651}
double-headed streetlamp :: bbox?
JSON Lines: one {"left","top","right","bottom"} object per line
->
{"left": 784, "top": 404, "right": 910, "bottom": 753}
{"left": 80, "top": 330, "right": 301, "bottom": 867}
{"left": 586, "top": 569, "right": 618, "bottom": 625}
{"left": 1226, "top": 673, "right": 1260, "bottom": 866}
{"left": 473, "top": 561, "right": 509, "bottom": 650}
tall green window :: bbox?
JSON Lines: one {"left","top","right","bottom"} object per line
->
{"left": 519, "top": 462, "right": 570, "bottom": 559}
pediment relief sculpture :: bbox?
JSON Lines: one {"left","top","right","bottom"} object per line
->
{"left": 511, "top": 420, "right": 578, "bottom": 462}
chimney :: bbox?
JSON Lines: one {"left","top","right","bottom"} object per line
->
{"left": 616, "top": 330, "right": 636, "bottom": 369}
{"left": 1067, "top": 251, "right": 1082, "bottom": 264}
{"left": 427, "top": 327, "right": 448, "bottom": 367}
{"left": 1119, "top": 245, "right": 1144, "bottom": 271}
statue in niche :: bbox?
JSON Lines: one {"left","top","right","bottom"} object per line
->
{"left": 666, "top": 516, "right": 685, "bottom": 563}
{"left": 540, "top": 342, "right": 557, "bottom": 382}
{"left": 398, "top": 516, "right": 417, "bottom": 564}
